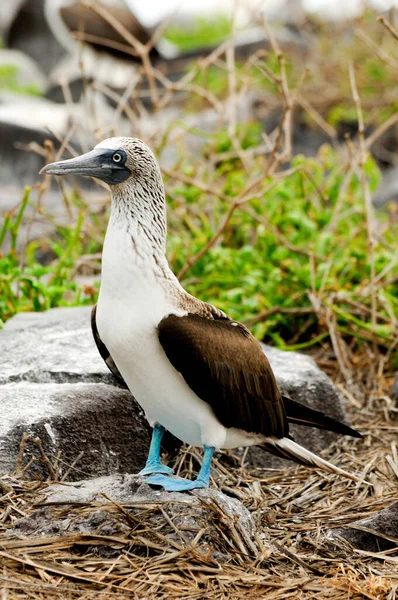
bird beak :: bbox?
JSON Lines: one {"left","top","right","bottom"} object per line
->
{"left": 39, "top": 149, "right": 112, "bottom": 179}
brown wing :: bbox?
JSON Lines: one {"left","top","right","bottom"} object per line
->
{"left": 158, "top": 313, "right": 288, "bottom": 438}
{"left": 91, "top": 305, "right": 126, "bottom": 385}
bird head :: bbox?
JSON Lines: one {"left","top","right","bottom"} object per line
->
{"left": 40, "top": 137, "right": 162, "bottom": 188}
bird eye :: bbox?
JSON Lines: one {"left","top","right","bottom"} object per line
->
{"left": 112, "top": 153, "right": 122, "bottom": 163}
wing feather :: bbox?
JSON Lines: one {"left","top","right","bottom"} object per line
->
{"left": 158, "top": 313, "right": 288, "bottom": 438}
{"left": 91, "top": 305, "right": 126, "bottom": 384}
{"left": 283, "top": 396, "right": 362, "bottom": 438}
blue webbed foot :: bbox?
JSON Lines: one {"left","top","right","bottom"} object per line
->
{"left": 139, "top": 463, "right": 174, "bottom": 476}
{"left": 143, "top": 441, "right": 215, "bottom": 492}
{"left": 139, "top": 424, "right": 174, "bottom": 476}
{"left": 145, "top": 473, "right": 208, "bottom": 492}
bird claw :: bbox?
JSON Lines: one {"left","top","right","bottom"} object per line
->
{"left": 145, "top": 473, "right": 207, "bottom": 492}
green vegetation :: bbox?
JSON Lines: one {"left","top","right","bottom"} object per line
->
{"left": 1, "top": 138, "right": 396, "bottom": 364}
{"left": 169, "top": 13, "right": 398, "bottom": 127}
{"left": 0, "top": 192, "right": 100, "bottom": 326}
{"left": 166, "top": 143, "right": 396, "bottom": 357}
{"left": 0, "top": 64, "right": 43, "bottom": 96}
{"left": 164, "top": 15, "right": 232, "bottom": 52}
{"left": 0, "top": 12, "right": 397, "bottom": 366}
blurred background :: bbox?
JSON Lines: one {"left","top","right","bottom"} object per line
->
{"left": 0, "top": 0, "right": 397, "bottom": 379}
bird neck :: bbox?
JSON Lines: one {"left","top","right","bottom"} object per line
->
{"left": 111, "top": 178, "right": 167, "bottom": 256}
{"left": 105, "top": 180, "right": 179, "bottom": 287}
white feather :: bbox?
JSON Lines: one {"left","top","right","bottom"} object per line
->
{"left": 266, "top": 437, "right": 361, "bottom": 482}
{"left": 96, "top": 210, "right": 229, "bottom": 449}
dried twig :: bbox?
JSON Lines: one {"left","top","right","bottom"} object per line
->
{"left": 348, "top": 62, "right": 377, "bottom": 336}
{"left": 377, "top": 15, "right": 398, "bottom": 41}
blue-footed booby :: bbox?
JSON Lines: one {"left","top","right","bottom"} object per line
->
{"left": 40, "top": 137, "right": 362, "bottom": 491}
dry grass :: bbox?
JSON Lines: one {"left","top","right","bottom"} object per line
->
{"left": 0, "top": 351, "right": 397, "bottom": 599}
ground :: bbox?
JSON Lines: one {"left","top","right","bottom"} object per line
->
{"left": 0, "top": 349, "right": 397, "bottom": 599}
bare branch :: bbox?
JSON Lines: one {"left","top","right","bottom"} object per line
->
{"left": 378, "top": 15, "right": 398, "bottom": 41}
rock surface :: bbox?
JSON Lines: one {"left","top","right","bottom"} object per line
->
{"left": 9, "top": 474, "right": 262, "bottom": 561}
{"left": 7, "top": 0, "right": 66, "bottom": 76}
{"left": 0, "top": 0, "right": 25, "bottom": 38}
{"left": 0, "top": 118, "right": 54, "bottom": 192}
{"left": 328, "top": 502, "right": 398, "bottom": 552}
{"left": 0, "top": 306, "right": 355, "bottom": 478}
{"left": 372, "top": 166, "right": 398, "bottom": 207}
{"left": 0, "top": 307, "right": 150, "bottom": 479}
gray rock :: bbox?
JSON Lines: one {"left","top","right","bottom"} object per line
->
{"left": 0, "top": 115, "right": 57, "bottom": 191}
{"left": 0, "top": 381, "right": 151, "bottom": 479}
{"left": 327, "top": 502, "right": 398, "bottom": 552}
{"left": 0, "top": 96, "right": 83, "bottom": 201}
{"left": 372, "top": 166, "right": 398, "bottom": 206}
{"left": 0, "top": 0, "right": 25, "bottom": 38}
{"left": 0, "top": 88, "right": 115, "bottom": 206}
{"left": 7, "top": 0, "right": 66, "bottom": 76}
{"left": 0, "top": 306, "right": 355, "bottom": 476}
{"left": 46, "top": 50, "right": 141, "bottom": 102}
{"left": 0, "top": 94, "right": 112, "bottom": 250}
{"left": 10, "top": 474, "right": 262, "bottom": 561}
{"left": 0, "top": 306, "right": 118, "bottom": 385}
{"left": 0, "top": 94, "right": 74, "bottom": 136}
{"left": 0, "top": 307, "right": 149, "bottom": 478}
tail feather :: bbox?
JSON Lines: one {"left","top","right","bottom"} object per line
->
{"left": 262, "top": 436, "right": 361, "bottom": 482}
{"left": 282, "top": 396, "right": 363, "bottom": 439}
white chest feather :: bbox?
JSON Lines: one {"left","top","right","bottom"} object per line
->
{"left": 96, "top": 218, "right": 226, "bottom": 448}
{"left": 96, "top": 216, "right": 264, "bottom": 450}
{"left": 96, "top": 217, "right": 174, "bottom": 366}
